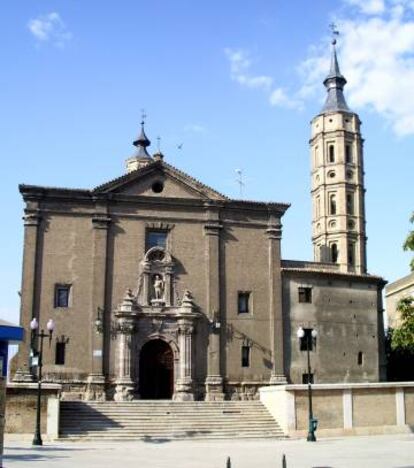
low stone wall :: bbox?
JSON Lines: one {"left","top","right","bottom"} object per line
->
{"left": 5, "top": 383, "right": 61, "bottom": 438}
{"left": 260, "top": 382, "right": 414, "bottom": 437}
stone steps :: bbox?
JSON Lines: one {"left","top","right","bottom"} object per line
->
{"left": 59, "top": 400, "right": 285, "bottom": 440}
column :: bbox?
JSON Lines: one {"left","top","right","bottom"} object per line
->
{"left": 266, "top": 214, "right": 287, "bottom": 384}
{"left": 174, "top": 319, "right": 195, "bottom": 401}
{"left": 13, "top": 206, "right": 42, "bottom": 382}
{"left": 114, "top": 290, "right": 137, "bottom": 401}
{"left": 204, "top": 203, "right": 224, "bottom": 400}
{"left": 86, "top": 204, "right": 110, "bottom": 400}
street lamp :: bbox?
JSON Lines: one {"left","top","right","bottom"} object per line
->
{"left": 30, "top": 317, "right": 55, "bottom": 446}
{"left": 297, "top": 326, "right": 318, "bottom": 442}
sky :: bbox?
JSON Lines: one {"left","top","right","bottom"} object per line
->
{"left": 0, "top": 0, "right": 413, "bottom": 327}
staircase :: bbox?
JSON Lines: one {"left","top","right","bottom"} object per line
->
{"left": 59, "top": 400, "right": 285, "bottom": 440}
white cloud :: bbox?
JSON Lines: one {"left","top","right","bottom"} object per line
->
{"left": 346, "top": 0, "right": 386, "bottom": 15}
{"left": 224, "top": 48, "right": 273, "bottom": 90}
{"left": 224, "top": 48, "right": 302, "bottom": 109}
{"left": 295, "top": 0, "right": 414, "bottom": 136}
{"left": 270, "top": 88, "right": 303, "bottom": 110}
{"left": 28, "top": 12, "right": 72, "bottom": 47}
{"left": 184, "top": 124, "right": 207, "bottom": 133}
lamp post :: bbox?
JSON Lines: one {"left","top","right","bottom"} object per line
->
{"left": 297, "top": 326, "right": 318, "bottom": 442}
{"left": 30, "top": 317, "right": 55, "bottom": 446}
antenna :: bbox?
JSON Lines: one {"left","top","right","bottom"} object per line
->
{"left": 140, "top": 108, "right": 147, "bottom": 124}
{"left": 235, "top": 169, "right": 245, "bottom": 199}
{"left": 157, "top": 136, "right": 161, "bottom": 152}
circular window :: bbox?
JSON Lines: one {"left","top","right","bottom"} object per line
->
{"left": 316, "top": 175, "right": 320, "bottom": 183}
{"left": 152, "top": 181, "right": 164, "bottom": 193}
{"left": 346, "top": 170, "right": 353, "bottom": 179}
{"left": 328, "top": 171, "right": 335, "bottom": 178}
{"left": 329, "top": 220, "right": 337, "bottom": 229}
{"left": 348, "top": 220, "right": 355, "bottom": 229}
{"left": 316, "top": 223, "right": 321, "bottom": 232}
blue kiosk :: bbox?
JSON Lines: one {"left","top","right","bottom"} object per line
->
{"left": 0, "top": 319, "right": 23, "bottom": 467}
{"left": 0, "top": 319, "right": 24, "bottom": 377}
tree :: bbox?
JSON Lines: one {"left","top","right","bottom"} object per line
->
{"left": 391, "top": 297, "right": 414, "bottom": 352}
{"left": 386, "top": 212, "right": 414, "bottom": 380}
{"left": 403, "top": 211, "right": 414, "bottom": 271}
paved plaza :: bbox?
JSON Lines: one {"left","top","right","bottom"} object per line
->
{"left": 3, "top": 433, "right": 414, "bottom": 468}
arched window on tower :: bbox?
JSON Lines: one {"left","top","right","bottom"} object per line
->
{"left": 346, "top": 193, "right": 354, "bottom": 215}
{"left": 328, "top": 144, "right": 335, "bottom": 163}
{"left": 329, "top": 194, "right": 337, "bottom": 215}
{"left": 331, "top": 243, "right": 338, "bottom": 263}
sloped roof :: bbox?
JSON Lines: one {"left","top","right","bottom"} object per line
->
{"left": 93, "top": 159, "right": 229, "bottom": 200}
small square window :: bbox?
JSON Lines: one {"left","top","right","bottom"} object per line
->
{"left": 302, "top": 373, "right": 314, "bottom": 384}
{"left": 298, "top": 287, "right": 312, "bottom": 303}
{"left": 299, "top": 328, "right": 315, "bottom": 351}
{"left": 238, "top": 292, "right": 251, "bottom": 314}
{"left": 55, "top": 342, "right": 66, "bottom": 365}
{"left": 241, "top": 346, "right": 250, "bottom": 367}
{"left": 146, "top": 230, "right": 167, "bottom": 251}
{"left": 54, "top": 285, "right": 70, "bottom": 308}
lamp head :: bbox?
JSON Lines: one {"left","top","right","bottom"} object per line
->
{"left": 297, "top": 327, "right": 305, "bottom": 339}
{"left": 311, "top": 329, "right": 318, "bottom": 338}
{"left": 46, "top": 319, "right": 55, "bottom": 333}
{"left": 30, "top": 318, "right": 39, "bottom": 331}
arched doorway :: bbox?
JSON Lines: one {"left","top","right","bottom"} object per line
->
{"left": 139, "top": 340, "right": 174, "bottom": 399}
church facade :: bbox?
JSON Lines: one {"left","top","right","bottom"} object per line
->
{"left": 12, "top": 40, "right": 386, "bottom": 401}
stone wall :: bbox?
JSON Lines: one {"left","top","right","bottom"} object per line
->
{"left": 260, "top": 382, "right": 414, "bottom": 437}
{"left": 5, "top": 383, "right": 61, "bottom": 435}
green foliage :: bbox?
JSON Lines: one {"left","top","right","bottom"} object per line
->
{"left": 403, "top": 211, "right": 414, "bottom": 271}
{"left": 391, "top": 297, "right": 414, "bottom": 352}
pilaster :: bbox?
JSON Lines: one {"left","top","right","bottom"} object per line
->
{"left": 266, "top": 215, "right": 287, "bottom": 384}
{"left": 13, "top": 208, "right": 42, "bottom": 382}
{"left": 86, "top": 202, "right": 111, "bottom": 399}
{"left": 204, "top": 203, "right": 224, "bottom": 400}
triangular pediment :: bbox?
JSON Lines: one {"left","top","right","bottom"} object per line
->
{"left": 93, "top": 160, "right": 227, "bottom": 200}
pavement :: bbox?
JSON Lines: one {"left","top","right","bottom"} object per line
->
{"left": 2, "top": 433, "right": 414, "bottom": 468}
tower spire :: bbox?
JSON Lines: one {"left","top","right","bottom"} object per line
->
{"left": 321, "top": 28, "right": 350, "bottom": 114}
{"left": 133, "top": 118, "right": 151, "bottom": 159}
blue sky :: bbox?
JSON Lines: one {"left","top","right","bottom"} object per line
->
{"left": 1, "top": 0, "right": 413, "bottom": 325}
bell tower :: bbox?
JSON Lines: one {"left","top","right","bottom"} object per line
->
{"left": 310, "top": 36, "right": 367, "bottom": 274}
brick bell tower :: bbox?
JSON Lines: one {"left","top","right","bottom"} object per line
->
{"left": 310, "top": 35, "right": 367, "bottom": 274}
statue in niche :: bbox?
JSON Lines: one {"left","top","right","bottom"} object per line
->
{"left": 153, "top": 274, "right": 164, "bottom": 300}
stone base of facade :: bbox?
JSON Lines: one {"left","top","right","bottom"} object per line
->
{"left": 269, "top": 374, "right": 288, "bottom": 385}
{"left": 114, "top": 378, "right": 136, "bottom": 401}
{"left": 12, "top": 367, "right": 35, "bottom": 383}
{"left": 85, "top": 374, "right": 106, "bottom": 401}
{"left": 173, "top": 378, "right": 195, "bottom": 401}
{"left": 205, "top": 375, "right": 224, "bottom": 401}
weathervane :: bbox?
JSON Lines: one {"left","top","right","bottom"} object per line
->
{"left": 235, "top": 169, "right": 245, "bottom": 199}
{"left": 329, "top": 22, "right": 339, "bottom": 44}
{"left": 157, "top": 136, "right": 161, "bottom": 152}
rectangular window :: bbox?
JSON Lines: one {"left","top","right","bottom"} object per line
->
{"left": 238, "top": 292, "right": 251, "bottom": 314}
{"left": 146, "top": 230, "right": 167, "bottom": 251}
{"left": 348, "top": 242, "right": 355, "bottom": 266}
{"left": 328, "top": 144, "right": 335, "bottom": 163}
{"left": 54, "top": 285, "right": 70, "bottom": 308}
{"left": 346, "top": 193, "right": 354, "bottom": 215}
{"left": 300, "top": 328, "right": 315, "bottom": 351}
{"left": 329, "top": 194, "right": 337, "bottom": 215}
{"left": 241, "top": 346, "right": 250, "bottom": 368}
{"left": 55, "top": 342, "right": 66, "bottom": 365}
{"left": 302, "top": 373, "right": 314, "bottom": 384}
{"left": 298, "top": 287, "right": 312, "bottom": 303}
{"left": 345, "top": 144, "right": 352, "bottom": 163}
